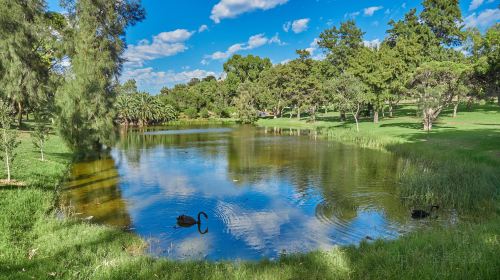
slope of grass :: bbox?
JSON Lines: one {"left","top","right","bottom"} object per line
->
{"left": 1, "top": 104, "right": 499, "bottom": 279}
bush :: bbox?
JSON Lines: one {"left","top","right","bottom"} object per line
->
{"left": 199, "top": 108, "right": 210, "bottom": 118}
{"left": 184, "top": 107, "right": 198, "bottom": 119}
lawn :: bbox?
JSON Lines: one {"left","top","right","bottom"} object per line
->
{"left": 1, "top": 104, "right": 499, "bottom": 279}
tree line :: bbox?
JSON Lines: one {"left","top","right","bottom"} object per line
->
{"left": 126, "top": 0, "right": 498, "bottom": 133}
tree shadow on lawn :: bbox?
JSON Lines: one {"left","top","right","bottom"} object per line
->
{"left": 380, "top": 122, "right": 456, "bottom": 130}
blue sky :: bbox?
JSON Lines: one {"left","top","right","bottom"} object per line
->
{"left": 47, "top": 0, "right": 500, "bottom": 93}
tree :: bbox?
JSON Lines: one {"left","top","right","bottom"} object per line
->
{"left": 32, "top": 113, "right": 50, "bottom": 161}
{"left": 223, "top": 55, "right": 272, "bottom": 83}
{"left": 235, "top": 82, "right": 259, "bottom": 124}
{"left": 56, "top": 0, "right": 144, "bottom": 152}
{"left": 326, "top": 73, "right": 369, "bottom": 132}
{"left": 420, "top": 0, "right": 463, "bottom": 46}
{"left": 0, "top": 101, "right": 19, "bottom": 182}
{"left": 318, "top": 20, "right": 365, "bottom": 120}
{"left": 0, "top": 0, "right": 50, "bottom": 127}
{"left": 410, "top": 61, "right": 469, "bottom": 131}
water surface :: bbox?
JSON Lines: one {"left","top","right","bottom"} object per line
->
{"left": 62, "top": 126, "right": 434, "bottom": 260}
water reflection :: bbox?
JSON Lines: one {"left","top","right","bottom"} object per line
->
{"left": 61, "top": 157, "right": 132, "bottom": 228}
{"left": 62, "top": 125, "right": 434, "bottom": 260}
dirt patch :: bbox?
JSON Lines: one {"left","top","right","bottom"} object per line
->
{"left": 0, "top": 179, "right": 27, "bottom": 187}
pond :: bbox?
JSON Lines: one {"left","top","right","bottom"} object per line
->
{"left": 61, "top": 125, "right": 437, "bottom": 261}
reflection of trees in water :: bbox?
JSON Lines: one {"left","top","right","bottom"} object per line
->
{"left": 226, "top": 127, "right": 408, "bottom": 223}
{"left": 101, "top": 125, "right": 408, "bottom": 226}
{"left": 61, "top": 155, "right": 132, "bottom": 228}
{"left": 115, "top": 127, "right": 232, "bottom": 165}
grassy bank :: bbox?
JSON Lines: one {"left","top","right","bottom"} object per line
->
{"left": 259, "top": 103, "right": 500, "bottom": 214}
{"left": 1, "top": 104, "right": 499, "bottom": 279}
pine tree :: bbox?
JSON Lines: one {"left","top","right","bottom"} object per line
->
{"left": 56, "top": 0, "right": 144, "bottom": 152}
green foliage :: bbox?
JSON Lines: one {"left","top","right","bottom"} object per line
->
{"left": 235, "top": 82, "right": 259, "bottom": 124}
{"left": 0, "top": 101, "right": 20, "bottom": 181}
{"left": 56, "top": 0, "right": 144, "bottom": 152}
{"left": 115, "top": 90, "right": 178, "bottom": 126}
{"left": 184, "top": 107, "right": 198, "bottom": 119}
{"left": 199, "top": 108, "right": 210, "bottom": 119}
{"left": 31, "top": 114, "right": 50, "bottom": 161}
{"left": 223, "top": 54, "right": 272, "bottom": 83}
{"left": 420, "top": 0, "right": 463, "bottom": 46}
{"left": 326, "top": 73, "right": 369, "bottom": 131}
{"left": 410, "top": 61, "right": 470, "bottom": 130}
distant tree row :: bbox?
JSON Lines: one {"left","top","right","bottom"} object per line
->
{"left": 140, "top": 0, "right": 499, "bottom": 131}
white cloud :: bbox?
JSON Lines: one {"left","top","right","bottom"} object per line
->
{"left": 198, "top": 24, "right": 209, "bottom": 33}
{"left": 210, "top": 0, "right": 289, "bottom": 23}
{"left": 305, "top": 38, "right": 324, "bottom": 60}
{"left": 402, "top": 3, "right": 406, "bottom": 9}
{"left": 469, "top": 0, "right": 484, "bottom": 11}
{"left": 363, "top": 38, "right": 381, "bottom": 49}
{"left": 345, "top": 11, "right": 360, "bottom": 18}
{"left": 206, "top": 33, "right": 283, "bottom": 61}
{"left": 291, "top": 18, "right": 310, "bottom": 33}
{"left": 464, "top": 9, "right": 500, "bottom": 28}
{"left": 123, "top": 29, "right": 194, "bottom": 67}
{"left": 283, "top": 21, "right": 291, "bottom": 32}
{"left": 120, "top": 67, "right": 218, "bottom": 90}
{"left": 364, "top": 6, "right": 383, "bottom": 16}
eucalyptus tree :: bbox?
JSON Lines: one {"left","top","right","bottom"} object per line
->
{"left": 0, "top": 101, "right": 19, "bottom": 182}
{"left": 326, "top": 73, "right": 370, "bottom": 132}
{"left": 235, "top": 82, "right": 260, "bottom": 124}
{"left": 258, "top": 64, "right": 292, "bottom": 118}
{"left": 56, "top": 0, "right": 144, "bottom": 152}
{"left": 410, "top": 61, "right": 469, "bottom": 131}
{"left": 318, "top": 20, "right": 364, "bottom": 120}
{"left": 32, "top": 113, "right": 50, "bottom": 161}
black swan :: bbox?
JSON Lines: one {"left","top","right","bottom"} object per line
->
{"left": 411, "top": 205, "right": 439, "bottom": 219}
{"left": 177, "top": 211, "right": 208, "bottom": 227}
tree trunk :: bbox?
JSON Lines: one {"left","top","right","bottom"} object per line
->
{"left": 324, "top": 107, "right": 327, "bottom": 114}
{"left": 340, "top": 111, "right": 346, "bottom": 121}
{"left": 389, "top": 101, "right": 393, "bottom": 118}
{"left": 17, "top": 101, "right": 23, "bottom": 128}
{"left": 311, "top": 106, "right": 316, "bottom": 122}
{"left": 373, "top": 111, "right": 379, "bottom": 123}
{"left": 40, "top": 141, "right": 44, "bottom": 161}
{"left": 353, "top": 105, "right": 360, "bottom": 132}
{"left": 423, "top": 108, "right": 434, "bottom": 132}
{"left": 453, "top": 97, "right": 460, "bottom": 118}
{"left": 3, "top": 129, "right": 10, "bottom": 181}
{"left": 297, "top": 107, "right": 301, "bottom": 120}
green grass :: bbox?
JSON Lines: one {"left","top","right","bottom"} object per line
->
{"left": 1, "top": 104, "right": 499, "bottom": 279}
{"left": 259, "top": 103, "right": 500, "bottom": 214}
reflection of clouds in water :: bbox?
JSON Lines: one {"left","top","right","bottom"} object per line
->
{"left": 158, "top": 174, "right": 196, "bottom": 197}
{"left": 119, "top": 148, "right": 247, "bottom": 199}
{"left": 216, "top": 200, "right": 335, "bottom": 255}
{"left": 174, "top": 234, "right": 213, "bottom": 259}
{"left": 217, "top": 201, "right": 287, "bottom": 250}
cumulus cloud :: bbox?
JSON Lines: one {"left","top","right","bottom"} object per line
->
{"left": 120, "top": 67, "right": 218, "bottom": 90}
{"left": 198, "top": 24, "right": 209, "bottom": 33}
{"left": 468, "top": 0, "right": 488, "bottom": 11}
{"left": 123, "top": 29, "right": 194, "bottom": 68}
{"left": 464, "top": 8, "right": 500, "bottom": 28}
{"left": 205, "top": 33, "right": 284, "bottom": 61}
{"left": 364, "top": 6, "right": 383, "bottom": 16}
{"left": 363, "top": 38, "right": 381, "bottom": 49}
{"left": 210, "top": 0, "right": 289, "bottom": 23}
{"left": 291, "top": 18, "right": 310, "bottom": 33}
